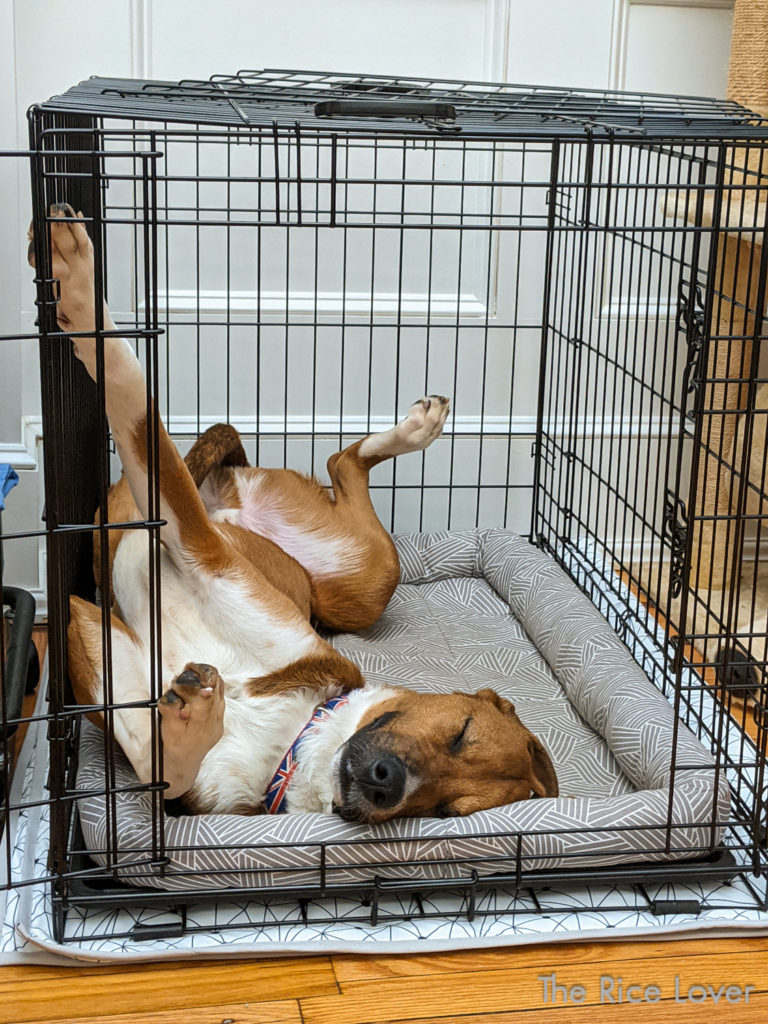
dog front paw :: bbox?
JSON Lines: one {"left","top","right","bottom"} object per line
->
{"left": 27, "top": 204, "right": 97, "bottom": 335}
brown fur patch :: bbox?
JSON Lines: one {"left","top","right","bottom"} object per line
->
{"left": 68, "top": 595, "right": 139, "bottom": 730}
{"left": 222, "top": 442, "right": 400, "bottom": 631}
{"left": 115, "top": 418, "right": 399, "bottom": 630}
{"left": 130, "top": 410, "right": 214, "bottom": 544}
{"left": 246, "top": 653, "right": 364, "bottom": 698}
{"left": 213, "top": 521, "right": 313, "bottom": 619}
{"left": 93, "top": 423, "right": 249, "bottom": 600}
{"left": 312, "top": 442, "right": 400, "bottom": 629}
{"left": 128, "top": 413, "right": 320, "bottom": 641}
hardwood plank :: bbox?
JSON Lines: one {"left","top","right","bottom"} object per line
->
{"left": 301, "top": 950, "right": 768, "bottom": 1024}
{"left": 14, "top": 998, "right": 300, "bottom": 1024}
{"left": 1, "top": 957, "right": 337, "bottom": 1024}
{"left": 370, "top": 993, "right": 768, "bottom": 1024}
{"left": 332, "top": 936, "right": 768, "bottom": 983}
{"left": 0, "top": 957, "right": 267, "bottom": 985}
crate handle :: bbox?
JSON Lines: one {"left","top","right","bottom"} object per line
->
{"left": 2, "top": 587, "right": 37, "bottom": 733}
{"left": 314, "top": 99, "right": 456, "bottom": 121}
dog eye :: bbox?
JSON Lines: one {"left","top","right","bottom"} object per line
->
{"left": 363, "top": 711, "right": 399, "bottom": 733}
{"left": 449, "top": 717, "right": 472, "bottom": 754}
{"left": 434, "top": 803, "right": 455, "bottom": 818}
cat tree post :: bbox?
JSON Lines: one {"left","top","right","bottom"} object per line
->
{"left": 690, "top": 0, "right": 768, "bottom": 595}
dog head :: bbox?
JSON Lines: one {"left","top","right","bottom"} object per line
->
{"left": 331, "top": 688, "right": 557, "bottom": 823}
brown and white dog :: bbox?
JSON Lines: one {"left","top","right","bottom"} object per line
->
{"left": 30, "top": 205, "right": 558, "bottom": 823}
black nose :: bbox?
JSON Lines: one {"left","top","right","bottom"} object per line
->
{"left": 355, "top": 755, "right": 407, "bottom": 808}
{"left": 176, "top": 668, "right": 201, "bottom": 688}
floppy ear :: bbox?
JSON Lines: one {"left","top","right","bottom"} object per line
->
{"left": 475, "top": 687, "right": 516, "bottom": 714}
{"left": 476, "top": 688, "right": 558, "bottom": 798}
{"left": 527, "top": 735, "right": 559, "bottom": 798}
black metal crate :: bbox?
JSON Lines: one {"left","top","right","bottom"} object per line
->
{"left": 5, "top": 69, "right": 768, "bottom": 943}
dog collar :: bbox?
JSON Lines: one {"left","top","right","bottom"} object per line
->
{"left": 263, "top": 695, "right": 350, "bottom": 814}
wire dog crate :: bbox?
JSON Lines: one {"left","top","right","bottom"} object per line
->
{"left": 3, "top": 69, "right": 768, "bottom": 945}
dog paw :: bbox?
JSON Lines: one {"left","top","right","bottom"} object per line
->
{"left": 359, "top": 396, "right": 450, "bottom": 460}
{"left": 156, "top": 663, "right": 225, "bottom": 798}
{"left": 27, "top": 204, "right": 96, "bottom": 333}
{"left": 158, "top": 662, "right": 225, "bottom": 741}
{"left": 398, "top": 396, "right": 450, "bottom": 449}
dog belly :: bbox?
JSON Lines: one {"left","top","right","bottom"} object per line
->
{"left": 232, "top": 472, "right": 364, "bottom": 580}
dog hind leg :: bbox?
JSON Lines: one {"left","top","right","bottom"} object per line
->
{"left": 308, "top": 396, "right": 450, "bottom": 630}
{"left": 357, "top": 395, "right": 450, "bottom": 462}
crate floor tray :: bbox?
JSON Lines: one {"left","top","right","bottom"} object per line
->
{"left": 75, "top": 529, "right": 729, "bottom": 891}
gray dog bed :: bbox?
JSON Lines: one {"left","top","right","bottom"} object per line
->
{"left": 76, "top": 529, "right": 729, "bottom": 891}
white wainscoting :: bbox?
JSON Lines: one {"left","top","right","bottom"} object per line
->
{"left": 2, "top": 0, "right": 736, "bottom": 606}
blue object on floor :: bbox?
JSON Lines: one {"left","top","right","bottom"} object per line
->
{"left": 0, "top": 464, "right": 19, "bottom": 511}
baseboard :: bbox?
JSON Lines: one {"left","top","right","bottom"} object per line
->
{"left": 0, "top": 440, "right": 36, "bottom": 471}
{"left": 25, "top": 588, "right": 47, "bottom": 622}
{"left": 23, "top": 411, "right": 674, "bottom": 440}
{"left": 140, "top": 289, "right": 489, "bottom": 318}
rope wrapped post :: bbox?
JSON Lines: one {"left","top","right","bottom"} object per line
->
{"left": 688, "top": 0, "right": 768, "bottom": 596}
{"left": 693, "top": 199, "right": 765, "bottom": 597}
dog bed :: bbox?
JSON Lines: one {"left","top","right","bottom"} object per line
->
{"left": 75, "top": 529, "right": 730, "bottom": 891}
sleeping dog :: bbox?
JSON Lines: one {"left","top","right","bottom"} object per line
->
{"left": 30, "top": 205, "right": 558, "bottom": 823}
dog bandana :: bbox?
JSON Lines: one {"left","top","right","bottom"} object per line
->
{"left": 263, "top": 695, "right": 350, "bottom": 814}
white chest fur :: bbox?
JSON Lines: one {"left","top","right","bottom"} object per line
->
{"left": 186, "top": 685, "right": 398, "bottom": 814}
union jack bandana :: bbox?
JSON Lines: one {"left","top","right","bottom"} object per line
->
{"left": 263, "top": 695, "right": 350, "bottom": 814}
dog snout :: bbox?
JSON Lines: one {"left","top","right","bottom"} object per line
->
{"left": 355, "top": 753, "right": 406, "bottom": 808}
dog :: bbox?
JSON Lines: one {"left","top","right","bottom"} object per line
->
{"left": 29, "top": 205, "right": 558, "bottom": 823}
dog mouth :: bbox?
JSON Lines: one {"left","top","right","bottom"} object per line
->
{"left": 331, "top": 750, "right": 364, "bottom": 822}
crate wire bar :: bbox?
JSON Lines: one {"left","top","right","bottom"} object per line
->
{"left": 0, "top": 68, "right": 766, "bottom": 944}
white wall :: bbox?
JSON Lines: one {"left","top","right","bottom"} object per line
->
{"left": 0, "top": 0, "right": 734, "bottom": 613}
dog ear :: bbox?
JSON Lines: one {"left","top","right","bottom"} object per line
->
{"left": 475, "top": 687, "right": 516, "bottom": 715}
{"left": 527, "top": 735, "right": 559, "bottom": 798}
{"left": 475, "top": 688, "right": 558, "bottom": 798}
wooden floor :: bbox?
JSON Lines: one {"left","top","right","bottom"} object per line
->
{"left": 3, "top": 635, "right": 768, "bottom": 1024}
{"left": 2, "top": 935, "right": 768, "bottom": 1023}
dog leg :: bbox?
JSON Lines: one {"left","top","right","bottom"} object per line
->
{"left": 322, "top": 395, "right": 450, "bottom": 523}
{"left": 68, "top": 596, "right": 157, "bottom": 783}
{"left": 157, "top": 663, "right": 225, "bottom": 799}
{"left": 29, "top": 207, "right": 238, "bottom": 555}
{"left": 306, "top": 397, "right": 450, "bottom": 630}
{"left": 35, "top": 206, "right": 324, "bottom": 671}
{"left": 70, "top": 598, "right": 224, "bottom": 799}
{"left": 357, "top": 395, "right": 450, "bottom": 463}
{"left": 95, "top": 423, "right": 250, "bottom": 602}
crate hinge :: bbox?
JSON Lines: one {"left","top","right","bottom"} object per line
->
{"left": 678, "top": 278, "right": 707, "bottom": 400}
{"left": 663, "top": 489, "right": 689, "bottom": 599}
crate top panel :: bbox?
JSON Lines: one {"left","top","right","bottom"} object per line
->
{"left": 35, "top": 68, "right": 768, "bottom": 141}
